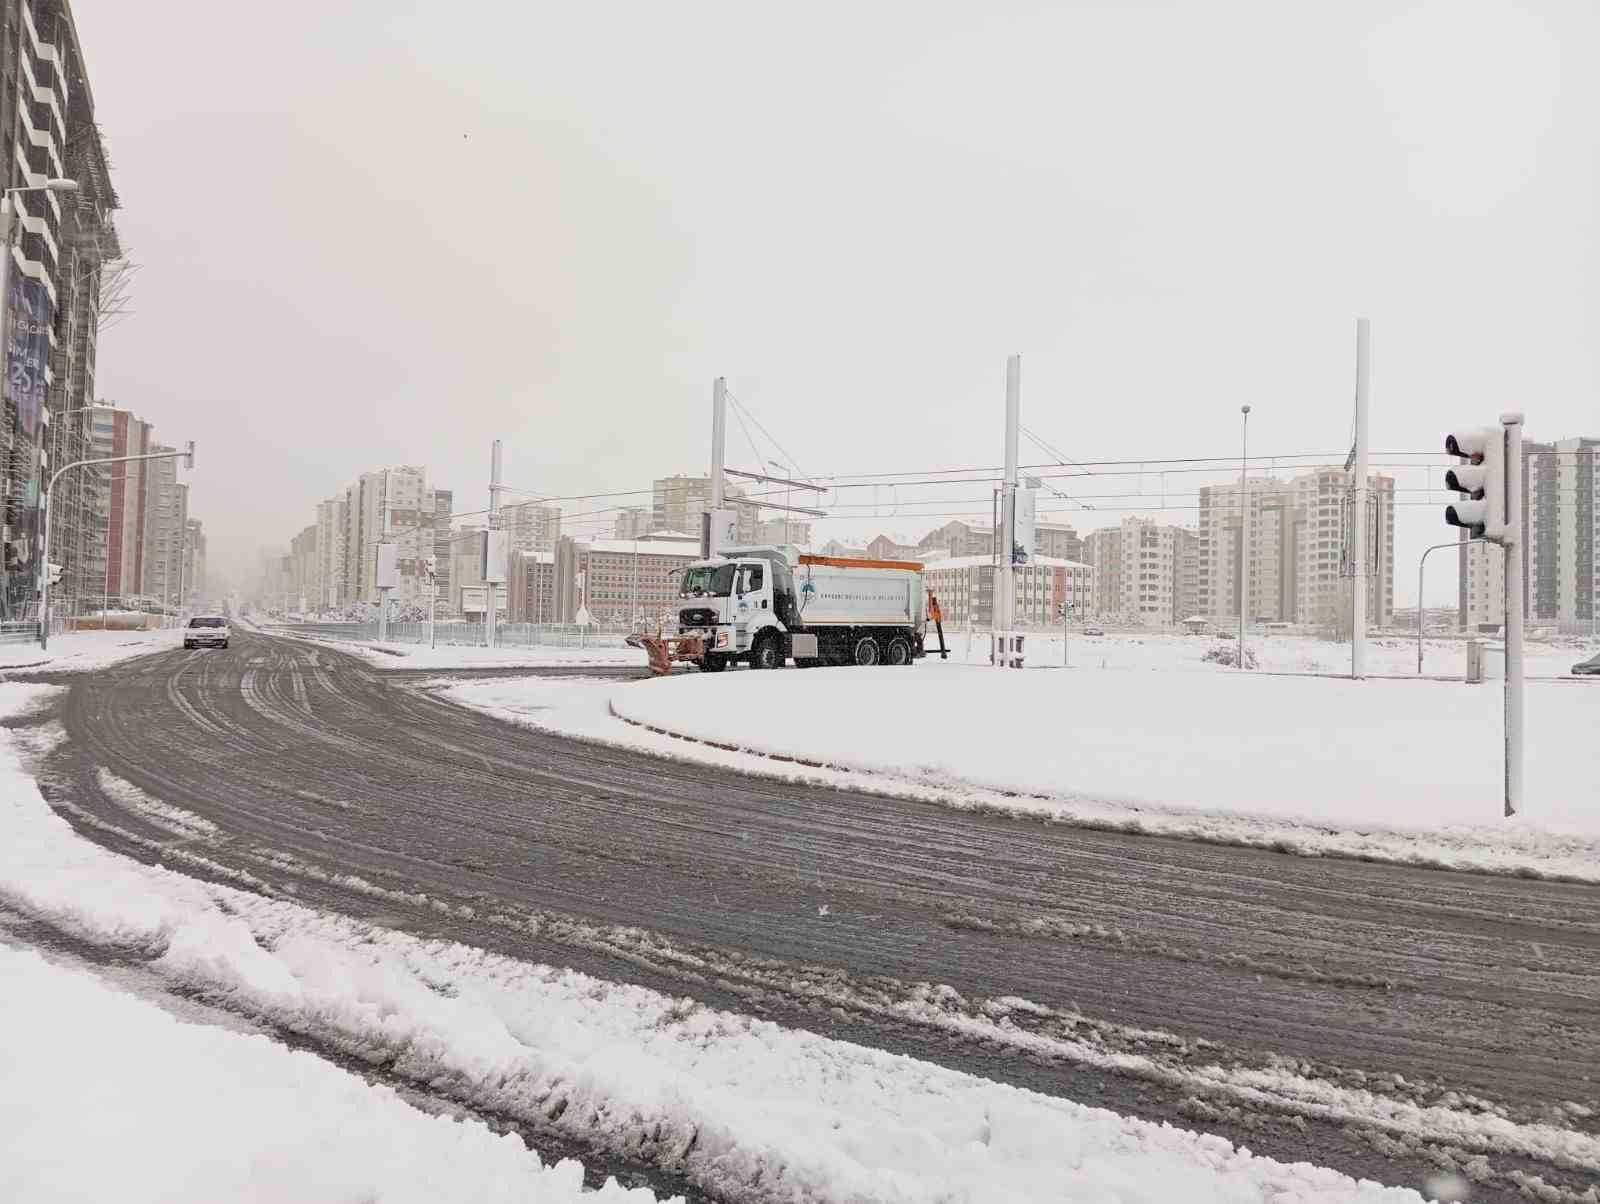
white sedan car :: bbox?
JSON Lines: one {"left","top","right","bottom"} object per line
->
{"left": 183, "top": 615, "right": 230, "bottom": 650}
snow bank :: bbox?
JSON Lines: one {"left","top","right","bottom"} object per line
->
{"left": 0, "top": 628, "right": 174, "bottom": 673}
{"left": 450, "top": 664, "right": 1600, "bottom": 882}
{"left": 293, "top": 635, "right": 646, "bottom": 671}
{"left": 0, "top": 690, "right": 1451, "bottom": 1203}
{"left": 0, "top": 947, "right": 664, "bottom": 1204}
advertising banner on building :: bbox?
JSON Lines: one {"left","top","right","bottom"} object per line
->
{"left": 5, "top": 276, "right": 52, "bottom": 438}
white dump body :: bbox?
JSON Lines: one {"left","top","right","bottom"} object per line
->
{"left": 794, "top": 562, "right": 925, "bottom": 630}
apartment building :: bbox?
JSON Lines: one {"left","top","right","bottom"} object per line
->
{"left": 507, "top": 549, "right": 559, "bottom": 624}
{"left": 183, "top": 519, "right": 205, "bottom": 605}
{"left": 90, "top": 405, "right": 153, "bottom": 606}
{"left": 614, "top": 507, "right": 651, "bottom": 539}
{"left": 501, "top": 500, "right": 560, "bottom": 555}
{"left": 286, "top": 524, "right": 317, "bottom": 610}
{"left": 922, "top": 555, "right": 1090, "bottom": 629}
{"left": 339, "top": 466, "right": 434, "bottom": 605}
{"left": 865, "top": 533, "right": 919, "bottom": 561}
{"left": 141, "top": 447, "right": 189, "bottom": 607}
{"left": 1084, "top": 527, "right": 1121, "bottom": 620}
{"left": 2, "top": 0, "right": 119, "bottom": 619}
{"left": 651, "top": 474, "right": 758, "bottom": 544}
{"left": 752, "top": 517, "right": 812, "bottom": 547}
{"left": 918, "top": 521, "right": 993, "bottom": 560}
{"left": 1464, "top": 434, "right": 1598, "bottom": 630}
{"left": 315, "top": 497, "right": 346, "bottom": 610}
{"left": 431, "top": 489, "right": 451, "bottom": 608}
{"left": 580, "top": 538, "right": 701, "bottom": 628}
{"left": 1034, "top": 521, "right": 1083, "bottom": 563}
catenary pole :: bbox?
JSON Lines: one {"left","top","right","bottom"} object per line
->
{"left": 1238, "top": 405, "right": 1251, "bottom": 666}
{"left": 998, "top": 355, "right": 1020, "bottom": 668}
{"left": 1352, "top": 319, "right": 1371, "bottom": 678}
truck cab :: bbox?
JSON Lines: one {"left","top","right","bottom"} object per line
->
{"left": 676, "top": 550, "right": 797, "bottom": 670}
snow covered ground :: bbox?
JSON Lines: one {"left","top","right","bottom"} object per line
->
{"left": 449, "top": 635, "right": 1600, "bottom": 883}
{"left": 0, "top": 628, "right": 175, "bottom": 673}
{"left": 1, "top": 682, "right": 1485, "bottom": 1203}
{"left": 0, "top": 946, "right": 662, "bottom": 1204}
{"left": 290, "top": 633, "right": 646, "bottom": 671}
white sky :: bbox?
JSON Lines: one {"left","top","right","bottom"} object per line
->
{"left": 77, "top": 1, "right": 1597, "bottom": 603}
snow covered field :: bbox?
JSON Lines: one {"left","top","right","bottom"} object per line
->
{"left": 0, "top": 947, "right": 660, "bottom": 1204}
{"left": 450, "top": 633, "right": 1600, "bottom": 882}
{"left": 291, "top": 634, "right": 646, "bottom": 671}
{"left": 1, "top": 684, "right": 1487, "bottom": 1203}
{"left": 0, "top": 628, "right": 175, "bottom": 673}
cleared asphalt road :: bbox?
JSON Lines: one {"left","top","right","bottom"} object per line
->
{"left": 28, "top": 630, "right": 1600, "bottom": 1203}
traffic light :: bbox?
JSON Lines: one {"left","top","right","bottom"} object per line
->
{"left": 1444, "top": 426, "right": 1505, "bottom": 542}
{"left": 183, "top": 440, "right": 195, "bottom": 470}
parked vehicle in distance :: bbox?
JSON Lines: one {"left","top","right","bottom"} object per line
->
{"left": 184, "top": 615, "right": 230, "bottom": 650}
{"left": 1573, "top": 653, "right": 1600, "bottom": 676}
{"left": 1082, "top": 626, "right": 1105, "bottom": 637}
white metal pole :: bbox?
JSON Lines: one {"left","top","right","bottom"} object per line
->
{"left": 487, "top": 440, "right": 502, "bottom": 649}
{"left": 1239, "top": 405, "right": 1251, "bottom": 666}
{"left": 1000, "top": 355, "right": 1020, "bottom": 667}
{"left": 1502, "top": 412, "right": 1524, "bottom": 817}
{"left": 430, "top": 565, "right": 437, "bottom": 650}
{"left": 1352, "top": 319, "right": 1371, "bottom": 678}
{"left": 709, "top": 377, "right": 727, "bottom": 557}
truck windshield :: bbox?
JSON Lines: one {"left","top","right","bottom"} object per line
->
{"left": 680, "top": 565, "right": 735, "bottom": 597}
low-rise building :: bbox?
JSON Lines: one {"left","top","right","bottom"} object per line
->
{"left": 922, "top": 555, "right": 1090, "bottom": 629}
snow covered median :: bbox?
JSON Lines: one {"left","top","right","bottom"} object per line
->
{"left": 0, "top": 628, "right": 175, "bottom": 673}
{"left": 1, "top": 686, "right": 1459, "bottom": 1203}
{"left": 452, "top": 656, "right": 1600, "bottom": 882}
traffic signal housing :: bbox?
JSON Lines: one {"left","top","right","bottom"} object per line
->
{"left": 1444, "top": 426, "right": 1505, "bottom": 542}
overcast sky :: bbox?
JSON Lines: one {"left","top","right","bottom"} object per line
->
{"left": 77, "top": 1, "right": 1596, "bottom": 602}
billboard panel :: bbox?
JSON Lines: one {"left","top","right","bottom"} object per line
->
{"left": 4, "top": 276, "right": 51, "bottom": 438}
{"left": 1012, "top": 487, "right": 1037, "bottom": 565}
{"left": 375, "top": 543, "right": 400, "bottom": 589}
{"left": 482, "top": 529, "right": 509, "bottom": 583}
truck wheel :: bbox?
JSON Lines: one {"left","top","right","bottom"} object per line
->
{"left": 852, "top": 636, "right": 881, "bottom": 666}
{"left": 700, "top": 653, "right": 728, "bottom": 673}
{"left": 751, "top": 635, "right": 783, "bottom": 670}
{"left": 885, "top": 636, "right": 911, "bottom": 666}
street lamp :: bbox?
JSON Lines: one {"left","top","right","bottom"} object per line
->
{"left": 1238, "top": 405, "right": 1251, "bottom": 667}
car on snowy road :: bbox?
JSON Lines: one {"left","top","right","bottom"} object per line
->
{"left": 184, "top": 615, "right": 230, "bottom": 650}
{"left": 1573, "top": 653, "right": 1600, "bottom": 676}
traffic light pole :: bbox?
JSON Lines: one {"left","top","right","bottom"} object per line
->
{"left": 39, "top": 444, "right": 194, "bottom": 651}
{"left": 1501, "top": 413, "right": 1524, "bottom": 817}
{"left": 1416, "top": 537, "right": 1483, "bottom": 675}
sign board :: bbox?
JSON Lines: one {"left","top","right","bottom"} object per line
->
{"left": 1012, "top": 487, "right": 1037, "bottom": 565}
{"left": 460, "top": 584, "right": 507, "bottom": 615}
{"left": 374, "top": 543, "right": 400, "bottom": 590}
{"left": 4, "top": 277, "right": 51, "bottom": 438}
{"left": 482, "top": 529, "right": 509, "bottom": 584}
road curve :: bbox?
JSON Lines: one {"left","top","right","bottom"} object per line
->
{"left": 28, "top": 630, "right": 1600, "bottom": 1203}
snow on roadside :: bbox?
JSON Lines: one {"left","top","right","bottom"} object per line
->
{"left": 446, "top": 670, "right": 1600, "bottom": 884}
{"left": 285, "top": 631, "right": 646, "bottom": 671}
{"left": 0, "top": 946, "right": 666, "bottom": 1204}
{"left": 0, "top": 628, "right": 175, "bottom": 673}
{"left": 0, "top": 689, "right": 1450, "bottom": 1202}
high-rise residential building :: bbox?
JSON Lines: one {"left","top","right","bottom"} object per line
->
{"left": 1289, "top": 468, "right": 1395, "bottom": 629}
{"left": 1199, "top": 468, "right": 1394, "bottom": 627}
{"left": 142, "top": 447, "right": 189, "bottom": 607}
{"left": 1084, "top": 527, "right": 1121, "bottom": 619}
{"left": 1462, "top": 435, "right": 1598, "bottom": 631}
{"left": 431, "top": 489, "right": 451, "bottom": 609}
{"left": 752, "top": 517, "right": 812, "bottom": 547}
{"left": 1115, "top": 517, "right": 1198, "bottom": 626}
{"left": 501, "top": 500, "right": 560, "bottom": 555}
{"left": 614, "top": 507, "right": 651, "bottom": 539}
{"left": 507, "top": 549, "right": 558, "bottom": 624}
{"left": 2, "top": 1, "right": 120, "bottom": 619}
{"left": 339, "top": 466, "right": 433, "bottom": 604}
{"left": 287, "top": 524, "right": 318, "bottom": 611}
{"left": 650, "top": 474, "right": 758, "bottom": 542}
{"left": 1527, "top": 437, "right": 1598, "bottom": 627}
{"left": 183, "top": 519, "right": 206, "bottom": 607}
{"left": 91, "top": 405, "right": 154, "bottom": 607}
{"left": 315, "top": 497, "right": 346, "bottom": 611}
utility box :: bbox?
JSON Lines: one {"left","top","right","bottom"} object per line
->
{"left": 482, "top": 530, "right": 509, "bottom": 584}
{"left": 1466, "top": 639, "right": 1484, "bottom": 684}
{"left": 374, "top": 543, "right": 400, "bottom": 590}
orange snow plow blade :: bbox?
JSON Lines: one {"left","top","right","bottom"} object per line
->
{"left": 626, "top": 632, "right": 705, "bottom": 676}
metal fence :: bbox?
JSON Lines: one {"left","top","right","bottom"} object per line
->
{"left": 284, "top": 621, "right": 632, "bottom": 650}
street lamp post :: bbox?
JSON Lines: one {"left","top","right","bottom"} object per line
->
{"left": 1238, "top": 405, "right": 1251, "bottom": 667}
{"left": 40, "top": 442, "right": 193, "bottom": 650}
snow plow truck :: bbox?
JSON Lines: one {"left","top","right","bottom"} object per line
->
{"left": 628, "top": 547, "right": 932, "bottom": 674}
